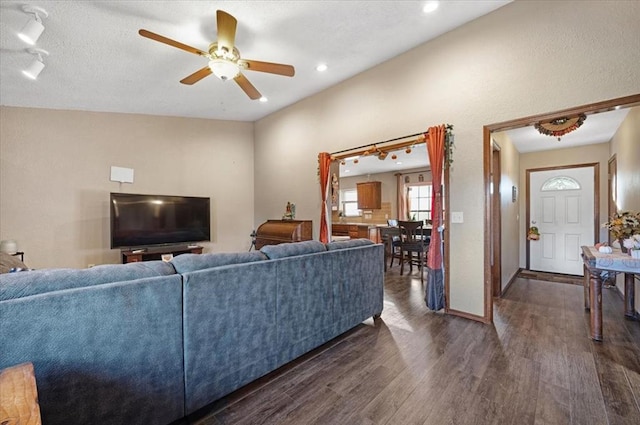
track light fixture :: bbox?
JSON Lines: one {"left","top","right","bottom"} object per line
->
{"left": 18, "top": 5, "right": 48, "bottom": 45}
{"left": 23, "top": 48, "right": 48, "bottom": 79}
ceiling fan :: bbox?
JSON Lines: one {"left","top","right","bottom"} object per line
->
{"left": 139, "top": 10, "right": 295, "bottom": 100}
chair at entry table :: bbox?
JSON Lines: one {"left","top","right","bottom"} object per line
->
{"left": 398, "top": 220, "right": 429, "bottom": 283}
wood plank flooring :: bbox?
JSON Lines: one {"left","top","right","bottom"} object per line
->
{"left": 185, "top": 268, "right": 640, "bottom": 425}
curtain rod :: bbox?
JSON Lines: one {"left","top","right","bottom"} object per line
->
{"left": 330, "top": 131, "right": 427, "bottom": 156}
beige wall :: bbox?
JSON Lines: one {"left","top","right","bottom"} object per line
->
{"left": 609, "top": 106, "right": 640, "bottom": 314}
{"left": 491, "top": 132, "right": 520, "bottom": 291}
{"left": 518, "top": 143, "right": 610, "bottom": 267}
{"left": 254, "top": 1, "right": 640, "bottom": 316}
{"left": 0, "top": 107, "right": 255, "bottom": 269}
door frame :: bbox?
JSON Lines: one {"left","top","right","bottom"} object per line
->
{"left": 607, "top": 155, "right": 617, "bottom": 244}
{"left": 482, "top": 93, "right": 640, "bottom": 324}
{"left": 525, "top": 163, "right": 600, "bottom": 271}
{"left": 491, "top": 141, "right": 502, "bottom": 296}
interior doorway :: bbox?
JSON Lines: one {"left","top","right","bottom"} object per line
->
{"left": 482, "top": 93, "right": 640, "bottom": 324}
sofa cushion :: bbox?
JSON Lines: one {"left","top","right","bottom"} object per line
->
{"left": 0, "top": 253, "right": 28, "bottom": 274}
{"left": 325, "top": 238, "right": 375, "bottom": 251}
{"left": 0, "top": 275, "right": 185, "bottom": 425}
{"left": 0, "top": 260, "right": 176, "bottom": 301}
{"left": 260, "top": 240, "right": 326, "bottom": 259}
{"left": 170, "top": 251, "right": 267, "bottom": 274}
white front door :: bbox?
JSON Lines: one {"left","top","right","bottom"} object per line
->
{"left": 529, "top": 166, "right": 595, "bottom": 275}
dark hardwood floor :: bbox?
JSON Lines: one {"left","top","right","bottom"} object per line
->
{"left": 188, "top": 267, "right": 640, "bottom": 425}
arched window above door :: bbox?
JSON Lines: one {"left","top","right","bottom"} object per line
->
{"left": 541, "top": 176, "right": 581, "bottom": 191}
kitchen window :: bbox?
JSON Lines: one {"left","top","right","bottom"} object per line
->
{"left": 408, "top": 183, "right": 432, "bottom": 222}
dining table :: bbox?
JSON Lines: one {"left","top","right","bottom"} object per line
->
{"left": 378, "top": 224, "right": 432, "bottom": 271}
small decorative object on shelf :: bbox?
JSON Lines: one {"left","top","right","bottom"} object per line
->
{"left": 603, "top": 210, "right": 640, "bottom": 253}
{"left": 283, "top": 201, "right": 296, "bottom": 220}
{"left": 598, "top": 245, "right": 613, "bottom": 254}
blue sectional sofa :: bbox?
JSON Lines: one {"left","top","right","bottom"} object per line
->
{"left": 0, "top": 239, "right": 384, "bottom": 425}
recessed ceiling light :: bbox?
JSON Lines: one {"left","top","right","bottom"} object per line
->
{"left": 344, "top": 170, "right": 350, "bottom": 173}
{"left": 259, "top": 96, "right": 268, "bottom": 103}
{"left": 396, "top": 161, "right": 403, "bottom": 165}
{"left": 423, "top": 1, "right": 439, "bottom": 14}
{"left": 316, "top": 63, "right": 328, "bottom": 72}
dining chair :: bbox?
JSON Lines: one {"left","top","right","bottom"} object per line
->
{"left": 385, "top": 219, "right": 402, "bottom": 268}
{"left": 378, "top": 226, "right": 400, "bottom": 272}
{"left": 398, "top": 220, "right": 429, "bottom": 283}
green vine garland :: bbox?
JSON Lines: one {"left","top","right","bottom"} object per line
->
{"left": 444, "top": 124, "right": 455, "bottom": 170}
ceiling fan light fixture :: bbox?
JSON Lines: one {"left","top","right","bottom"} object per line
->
{"left": 208, "top": 59, "right": 240, "bottom": 80}
{"left": 18, "top": 5, "right": 48, "bottom": 45}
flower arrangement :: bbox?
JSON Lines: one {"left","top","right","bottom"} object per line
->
{"left": 623, "top": 234, "right": 640, "bottom": 251}
{"left": 602, "top": 211, "right": 640, "bottom": 240}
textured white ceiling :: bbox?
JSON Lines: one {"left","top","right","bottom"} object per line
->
{"left": 0, "top": 0, "right": 511, "bottom": 121}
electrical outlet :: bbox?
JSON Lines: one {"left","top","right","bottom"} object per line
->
{"left": 451, "top": 212, "right": 464, "bottom": 223}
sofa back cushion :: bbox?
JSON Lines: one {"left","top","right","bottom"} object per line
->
{"left": 0, "top": 275, "right": 185, "bottom": 425}
{"left": 260, "top": 240, "right": 326, "bottom": 259}
{"left": 0, "top": 260, "right": 176, "bottom": 301}
{"left": 181, "top": 260, "right": 279, "bottom": 413}
{"left": 170, "top": 251, "right": 267, "bottom": 274}
{"left": 325, "top": 238, "right": 375, "bottom": 251}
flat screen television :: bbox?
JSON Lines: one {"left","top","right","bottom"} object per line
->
{"left": 110, "top": 192, "right": 211, "bottom": 249}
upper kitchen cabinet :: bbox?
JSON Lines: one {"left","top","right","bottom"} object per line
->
{"left": 357, "top": 181, "right": 382, "bottom": 209}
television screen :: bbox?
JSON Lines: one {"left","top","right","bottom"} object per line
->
{"left": 110, "top": 193, "right": 210, "bottom": 249}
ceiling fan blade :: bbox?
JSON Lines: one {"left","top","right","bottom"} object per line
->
{"left": 180, "top": 66, "right": 213, "bottom": 85}
{"left": 241, "top": 59, "right": 295, "bottom": 77}
{"left": 234, "top": 73, "right": 261, "bottom": 100}
{"left": 139, "top": 29, "right": 207, "bottom": 57}
{"left": 217, "top": 10, "right": 237, "bottom": 51}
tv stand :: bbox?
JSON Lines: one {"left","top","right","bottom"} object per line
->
{"left": 121, "top": 245, "right": 203, "bottom": 264}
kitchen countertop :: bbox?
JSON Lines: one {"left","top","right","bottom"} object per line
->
{"left": 334, "top": 222, "right": 388, "bottom": 227}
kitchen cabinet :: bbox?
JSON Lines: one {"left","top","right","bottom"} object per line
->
{"left": 356, "top": 181, "right": 381, "bottom": 210}
{"left": 332, "top": 223, "right": 374, "bottom": 240}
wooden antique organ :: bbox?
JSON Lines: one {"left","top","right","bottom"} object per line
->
{"left": 254, "top": 220, "right": 312, "bottom": 249}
